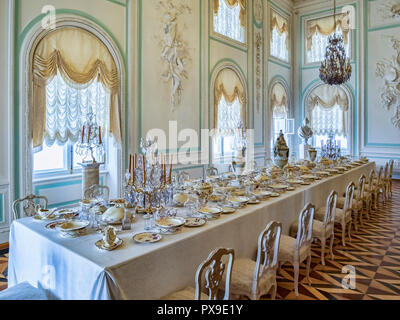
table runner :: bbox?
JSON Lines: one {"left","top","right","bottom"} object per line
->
{"left": 8, "top": 162, "right": 375, "bottom": 300}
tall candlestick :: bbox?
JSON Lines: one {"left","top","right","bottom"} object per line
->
{"left": 99, "top": 126, "right": 102, "bottom": 144}
{"left": 129, "top": 154, "right": 132, "bottom": 176}
{"left": 143, "top": 155, "right": 146, "bottom": 187}
{"left": 88, "top": 126, "right": 91, "bottom": 144}
{"left": 81, "top": 126, "right": 85, "bottom": 143}
{"left": 169, "top": 155, "right": 173, "bottom": 184}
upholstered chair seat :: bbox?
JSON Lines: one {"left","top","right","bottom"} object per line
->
{"left": 221, "top": 222, "right": 282, "bottom": 300}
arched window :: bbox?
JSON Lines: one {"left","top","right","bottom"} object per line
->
{"left": 213, "top": 0, "right": 246, "bottom": 43}
{"left": 270, "top": 9, "right": 289, "bottom": 62}
{"left": 31, "top": 27, "right": 122, "bottom": 175}
{"left": 306, "top": 84, "right": 350, "bottom": 152}
{"left": 212, "top": 66, "right": 247, "bottom": 160}
{"left": 306, "top": 13, "right": 351, "bottom": 63}
{"left": 270, "top": 82, "right": 290, "bottom": 151}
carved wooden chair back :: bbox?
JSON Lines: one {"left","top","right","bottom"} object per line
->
{"left": 253, "top": 221, "right": 282, "bottom": 291}
{"left": 84, "top": 184, "right": 110, "bottom": 201}
{"left": 195, "top": 247, "right": 235, "bottom": 300}
{"left": 323, "top": 190, "right": 338, "bottom": 227}
{"left": 356, "top": 175, "right": 366, "bottom": 201}
{"left": 343, "top": 182, "right": 356, "bottom": 216}
{"left": 206, "top": 166, "right": 219, "bottom": 177}
{"left": 12, "top": 194, "right": 48, "bottom": 220}
{"left": 295, "top": 203, "right": 315, "bottom": 252}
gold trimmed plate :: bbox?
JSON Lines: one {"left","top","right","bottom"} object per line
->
{"left": 133, "top": 232, "right": 162, "bottom": 244}
{"left": 95, "top": 238, "right": 123, "bottom": 251}
{"left": 185, "top": 218, "right": 206, "bottom": 228}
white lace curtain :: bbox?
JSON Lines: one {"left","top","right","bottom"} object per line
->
{"left": 214, "top": 67, "right": 246, "bottom": 135}
{"left": 44, "top": 72, "right": 109, "bottom": 147}
{"left": 270, "top": 10, "right": 289, "bottom": 61}
{"left": 32, "top": 27, "right": 122, "bottom": 150}
{"left": 271, "top": 83, "right": 288, "bottom": 118}
{"left": 307, "top": 85, "right": 349, "bottom": 136}
{"left": 306, "top": 12, "right": 350, "bottom": 52}
{"left": 213, "top": 0, "right": 246, "bottom": 43}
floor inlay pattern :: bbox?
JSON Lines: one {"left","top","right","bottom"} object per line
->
{"left": 271, "top": 181, "right": 400, "bottom": 300}
{"left": 0, "top": 182, "right": 399, "bottom": 300}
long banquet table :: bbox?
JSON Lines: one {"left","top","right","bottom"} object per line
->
{"left": 8, "top": 162, "right": 375, "bottom": 300}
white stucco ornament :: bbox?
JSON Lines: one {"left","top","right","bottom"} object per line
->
{"left": 378, "top": 0, "right": 400, "bottom": 19}
{"left": 157, "top": 0, "right": 192, "bottom": 111}
{"left": 376, "top": 36, "right": 400, "bottom": 129}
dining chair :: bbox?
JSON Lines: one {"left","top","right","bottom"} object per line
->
{"left": 278, "top": 203, "right": 314, "bottom": 296}
{"left": 12, "top": 194, "right": 48, "bottom": 220}
{"left": 222, "top": 221, "right": 282, "bottom": 300}
{"left": 382, "top": 162, "right": 389, "bottom": 202}
{"left": 84, "top": 184, "right": 110, "bottom": 202}
{"left": 339, "top": 176, "right": 367, "bottom": 230}
{"left": 206, "top": 166, "right": 219, "bottom": 177}
{"left": 316, "top": 183, "right": 355, "bottom": 247}
{"left": 388, "top": 160, "right": 394, "bottom": 198}
{"left": 294, "top": 192, "right": 337, "bottom": 266}
{"left": 366, "top": 167, "right": 384, "bottom": 210}
{"left": 162, "top": 247, "right": 235, "bottom": 300}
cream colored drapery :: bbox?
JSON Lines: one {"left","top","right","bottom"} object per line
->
{"left": 306, "top": 12, "right": 350, "bottom": 51}
{"left": 271, "top": 83, "right": 288, "bottom": 117}
{"left": 32, "top": 27, "right": 122, "bottom": 149}
{"left": 307, "top": 85, "right": 349, "bottom": 136}
{"left": 214, "top": 68, "right": 246, "bottom": 130}
{"left": 270, "top": 10, "right": 289, "bottom": 49}
{"left": 213, "top": 0, "right": 246, "bottom": 28}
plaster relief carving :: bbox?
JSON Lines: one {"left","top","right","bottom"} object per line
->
{"left": 254, "top": 0, "right": 263, "bottom": 24}
{"left": 377, "top": 0, "right": 400, "bottom": 19}
{"left": 255, "top": 32, "right": 262, "bottom": 111}
{"left": 376, "top": 36, "right": 400, "bottom": 129}
{"left": 156, "top": 0, "right": 192, "bottom": 111}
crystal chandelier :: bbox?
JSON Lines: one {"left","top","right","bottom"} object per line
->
{"left": 319, "top": 0, "right": 352, "bottom": 86}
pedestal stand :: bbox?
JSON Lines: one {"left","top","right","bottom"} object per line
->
{"left": 299, "top": 143, "right": 311, "bottom": 161}
{"left": 79, "top": 162, "right": 104, "bottom": 198}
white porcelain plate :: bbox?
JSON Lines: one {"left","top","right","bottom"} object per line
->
{"left": 155, "top": 217, "right": 186, "bottom": 229}
{"left": 198, "top": 206, "right": 222, "bottom": 215}
{"left": 221, "top": 207, "right": 236, "bottom": 214}
{"left": 95, "top": 238, "right": 123, "bottom": 251}
{"left": 185, "top": 218, "right": 206, "bottom": 228}
{"left": 56, "top": 220, "right": 90, "bottom": 232}
{"left": 133, "top": 232, "right": 162, "bottom": 244}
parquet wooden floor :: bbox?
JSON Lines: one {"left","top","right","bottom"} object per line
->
{"left": 272, "top": 180, "right": 400, "bottom": 300}
{"left": 0, "top": 181, "right": 399, "bottom": 300}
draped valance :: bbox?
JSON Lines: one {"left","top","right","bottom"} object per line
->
{"left": 271, "top": 83, "right": 288, "bottom": 117}
{"left": 307, "top": 84, "right": 349, "bottom": 137}
{"left": 306, "top": 13, "right": 350, "bottom": 51}
{"left": 270, "top": 10, "right": 289, "bottom": 50}
{"left": 213, "top": 0, "right": 246, "bottom": 28}
{"left": 32, "top": 27, "right": 122, "bottom": 149}
{"left": 214, "top": 68, "right": 246, "bottom": 130}
{"left": 307, "top": 85, "right": 349, "bottom": 112}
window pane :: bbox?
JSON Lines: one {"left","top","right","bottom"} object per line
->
{"left": 34, "top": 144, "right": 66, "bottom": 172}
{"left": 271, "top": 28, "right": 289, "bottom": 62}
{"left": 306, "top": 27, "right": 350, "bottom": 64}
{"left": 214, "top": 0, "right": 245, "bottom": 43}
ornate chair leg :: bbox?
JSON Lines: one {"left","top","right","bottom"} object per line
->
{"left": 306, "top": 255, "right": 312, "bottom": 286}
{"left": 341, "top": 223, "right": 346, "bottom": 247}
{"left": 294, "top": 261, "right": 300, "bottom": 296}
{"left": 321, "top": 237, "right": 326, "bottom": 266}
{"left": 329, "top": 235, "right": 335, "bottom": 261}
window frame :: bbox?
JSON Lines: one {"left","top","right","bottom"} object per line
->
{"left": 269, "top": 7, "right": 291, "bottom": 64}
{"left": 210, "top": 63, "right": 248, "bottom": 165}
{"left": 210, "top": 0, "right": 248, "bottom": 49}
{"left": 303, "top": 11, "right": 354, "bottom": 67}
{"left": 302, "top": 82, "right": 354, "bottom": 156}
{"left": 19, "top": 17, "right": 125, "bottom": 200}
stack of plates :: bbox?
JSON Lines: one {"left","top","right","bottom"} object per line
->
{"left": 269, "top": 184, "right": 288, "bottom": 192}
{"left": 56, "top": 221, "right": 90, "bottom": 238}
{"left": 252, "top": 190, "right": 272, "bottom": 200}
{"left": 227, "top": 196, "right": 249, "bottom": 207}
{"left": 198, "top": 206, "right": 222, "bottom": 220}
{"left": 155, "top": 217, "right": 186, "bottom": 234}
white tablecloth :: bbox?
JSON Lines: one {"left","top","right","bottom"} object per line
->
{"left": 8, "top": 162, "right": 375, "bottom": 300}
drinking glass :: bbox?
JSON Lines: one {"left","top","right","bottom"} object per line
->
{"left": 143, "top": 214, "right": 154, "bottom": 231}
